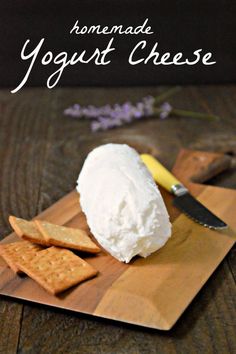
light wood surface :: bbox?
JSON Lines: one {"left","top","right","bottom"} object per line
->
{"left": 0, "top": 149, "right": 235, "bottom": 330}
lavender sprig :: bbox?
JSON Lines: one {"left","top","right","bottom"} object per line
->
{"left": 64, "top": 87, "right": 220, "bottom": 132}
{"left": 64, "top": 96, "right": 155, "bottom": 121}
{"left": 90, "top": 101, "right": 173, "bottom": 132}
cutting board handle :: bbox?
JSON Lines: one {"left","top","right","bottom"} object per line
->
{"left": 172, "top": 149, "right": 231, "bottom": 185}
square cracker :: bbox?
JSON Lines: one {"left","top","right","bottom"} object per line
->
{"left": 16, "top": 247, "right": 98, "bottom": 295}
{"left": 0, "top": 241, "right": 42, "bottom": 273}
{"left": 34, "top": 220, "right": 100, "bottom": 253}
{"left": 9, "top": 216, "right": 50, "bottom": 246}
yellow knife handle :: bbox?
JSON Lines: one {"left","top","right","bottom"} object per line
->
{"left": 141, "top": 154, "right": 187, "bottom": 194}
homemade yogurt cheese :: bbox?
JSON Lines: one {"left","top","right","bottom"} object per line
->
{"left": 77, "top": 144, "right": 171, "bottom": 263}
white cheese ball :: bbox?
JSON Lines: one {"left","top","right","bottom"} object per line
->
{"left": 77, "top": 144, "right": 171, "bottom": 263}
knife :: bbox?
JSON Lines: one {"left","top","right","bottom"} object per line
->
{"left": 141, "top": 154, "right": 227, "bottom": 230}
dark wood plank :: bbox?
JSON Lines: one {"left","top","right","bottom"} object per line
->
{"left": 0, "top": 89, "right": 60, "bottom": 354}
{"left": 0, "top": 300, "right": 22, "bottom": 354}
{"left": 0, "top": 86, "right": 235, "bottom": 353}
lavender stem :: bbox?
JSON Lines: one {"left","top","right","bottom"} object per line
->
{"left": 172, "top": 108, "right": 220, "bottom": 121}
{"left": 154, "top": 86, "right": 181, "bottom": 105}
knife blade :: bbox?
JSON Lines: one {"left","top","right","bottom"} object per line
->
{"left": 141, "top": 154, "right": 227, "bottom": 230}
{"left": 172, "top": 186, "right": 227, "bottom": 229}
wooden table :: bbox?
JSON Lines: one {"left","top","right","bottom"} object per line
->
{"left": 0, "top": 86, "right": 235, "bottom": 354}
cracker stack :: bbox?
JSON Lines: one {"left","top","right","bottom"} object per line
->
{"left": 0, "top": 216, "right": 100, "bottom": 295}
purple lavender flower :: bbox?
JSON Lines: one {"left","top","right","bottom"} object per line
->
{"left": 64, "top": 96, "right": 169, "bottom": 132}
{"left": 65, "top": 88, "right": 219, "bottom": 131}
{"left": 159, "top": 102, "right": 172, "bottom": 119}
{"left": 64, "top": 96, "right": 155, "bottom": 120}
{"left": 91, "top": 116, "right": 122, "bottom": 132}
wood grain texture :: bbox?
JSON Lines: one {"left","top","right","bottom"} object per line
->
{"left": 0, "top": 89, "right": 58, "bottom": 354}
{"left": 0, "top": 86, "right": 236, "bottom": 353}
{"left": 0, "top": 149, "right": 235, "bottom": 333}
{"left": 0, "top": 300, "right": 22, "bottom": 354}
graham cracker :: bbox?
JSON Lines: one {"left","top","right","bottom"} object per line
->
{"left": 9, "top": 216, "right": 50, "bottom": 246}
{"left": 34, "top": 220, "right": 100, "bottom": 253}
{"left": 16, "top": 247, "right": 98, "bottom": 295}
{"left": 0, "top": 241, "right": 42, "bottom": 273}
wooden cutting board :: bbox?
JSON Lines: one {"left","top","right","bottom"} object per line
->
{"left": 0, "top": 149, "right": 235, "bottom": 330}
